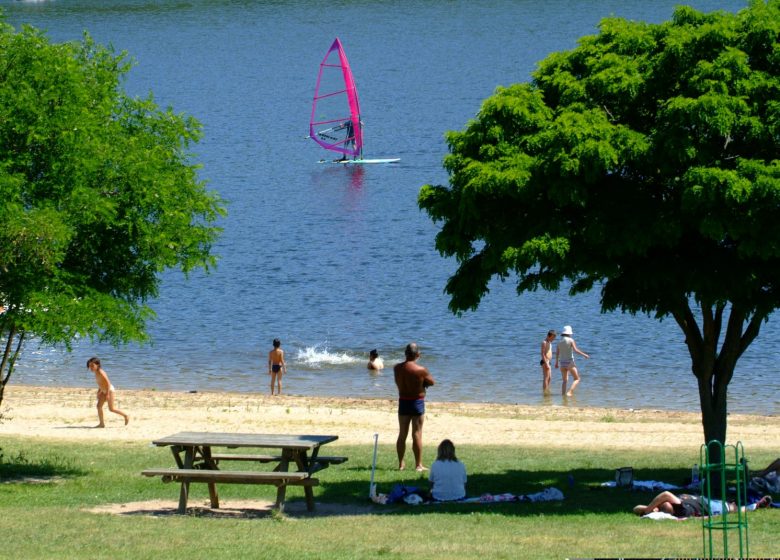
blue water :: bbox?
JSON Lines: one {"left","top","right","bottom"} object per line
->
{"left": 4, "top": 0, "right": 776, "bottom": 415}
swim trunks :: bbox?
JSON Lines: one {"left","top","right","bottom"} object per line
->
{"left": 540, "top": 359, "right": 547, "bottom": 366}
{"left": 559, "top": 360, "right": 574, "bottom": 369}
{"left": 398, "top": 398, "right": 425, "bottom": 416}
{"left": 672, "top": 494, "right": 704, "bottom": 518}
{"left": 271, "top": 364, "right": 282, "bottom": 373}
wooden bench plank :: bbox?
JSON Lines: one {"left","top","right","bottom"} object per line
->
{"left": 142, "top": 468, "right": 311, "bottom": 484}
{"left": 209, "top": 453, "right": 283, "bottom": 463}
{"left": 142, "top": 468, "right": 319, "bottom": 514}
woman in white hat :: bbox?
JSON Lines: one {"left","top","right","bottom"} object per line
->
{"left": 555, "top": 325, "right": 589, "bottom": 396}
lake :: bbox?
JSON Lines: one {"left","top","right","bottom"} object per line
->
{"left": 4, "top": 0, "right": 776, "bottom": 415}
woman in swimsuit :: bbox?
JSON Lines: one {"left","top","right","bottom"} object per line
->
{"left": 555, "top": 325, "right": 589, "bottom": 396}
{"left": 540, "top": 330, "right": 556, "bottom": 394}
{"left": 268, "top": 338, "right": 286, "bottom": 395}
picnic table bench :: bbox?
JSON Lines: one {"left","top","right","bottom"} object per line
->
{"left": 143, "top": 432, "right": 346, "bottom": 513}
{"left": 210, "top": 453, "right": 348, "bottom": 473}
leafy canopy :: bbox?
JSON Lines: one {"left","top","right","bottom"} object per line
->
{"left": 419, "top": 1, "right": 780, "bottom": 320}
{"left": 0, "top": 20, "right": 225, "bottom": 349}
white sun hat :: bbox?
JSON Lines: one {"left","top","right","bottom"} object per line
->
{"left": 561, "top": 325, "right": 573, "bottom": 335}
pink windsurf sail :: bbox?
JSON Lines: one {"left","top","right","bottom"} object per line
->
{"left": 309, "top": 38, "right": 363, "bottom": 159}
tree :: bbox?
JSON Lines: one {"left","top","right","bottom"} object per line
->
{"left": 0, "top": 21, "right": 225, "bottom": 408}
{"left": 419, "top": 1, "right": 780, "bottom": 449}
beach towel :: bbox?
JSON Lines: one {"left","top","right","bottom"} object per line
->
{"left": 521, "top": 487, "right": 565, "bottom": 502}
{"left": 641, "top": 512, "right": 684, "bottom": 521}
{"left": 372, "top": 486, "right": 565, "bottom": 505}
{"left": 601, "top": 479, "right": 680, "bottom": 491}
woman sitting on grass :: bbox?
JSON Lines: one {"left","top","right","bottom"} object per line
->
{"left": 429, "top": 439, "right": 467, "bottom": 502}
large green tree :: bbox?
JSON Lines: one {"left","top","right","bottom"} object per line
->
{"left": 419, "top": 1, "right": 780, "bottom": 447}
{"left": 0, "top": 21, "right": 225, "bottom": 407}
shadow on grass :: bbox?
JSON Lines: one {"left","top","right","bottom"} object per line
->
{"left": 93, "top": 468, "right": 695, "bottom": 520}
{"left": 0, "top": 448, "right": 87, "bottom": 482}
{"left": 315, "top": 467, "right": 691, "bottom": 517}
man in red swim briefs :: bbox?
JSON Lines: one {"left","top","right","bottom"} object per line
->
{"left": 394, "top": 342, "right": 435, "bottom": 472}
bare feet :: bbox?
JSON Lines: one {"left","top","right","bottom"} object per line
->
{"left": 124, "top": 415, "right": 129, "bottom": 426}
{"left": 399, "top": 461, "right": 405, "bottom": 471}
{"left": 415, "top": 465, "right": 428, "bottom": 472}
{"left": 94, "top": 424, "right": 105, "bottom": 429}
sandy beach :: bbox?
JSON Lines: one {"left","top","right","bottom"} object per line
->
{"left": 1, "top": 384, "right": 778, "bottom": 451}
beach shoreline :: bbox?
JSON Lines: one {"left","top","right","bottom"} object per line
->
{"left": 1, "top": 384, "right": 777, "bottom": 452}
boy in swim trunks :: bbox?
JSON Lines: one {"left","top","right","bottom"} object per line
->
{"left": 268, "top": 338, "right": 286, "bottom": 395}
{"left": 394, "top": 342, "right": 435, "bottom": 472}
{"left": 87, "top": 357, "right": 129, "bottom": 428}
{"left": 540, "top": 330, "right": 556, "bottom": 394}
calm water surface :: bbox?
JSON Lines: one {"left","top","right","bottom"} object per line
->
{"left": 4, "top": 0, "right": 776, "bottom": 415}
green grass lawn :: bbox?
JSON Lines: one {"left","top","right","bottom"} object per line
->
{"left": 0, "top": 436, "right": 776, "bottom": 559}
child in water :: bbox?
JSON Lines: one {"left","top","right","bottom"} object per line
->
{"left": 367, "top": 349, "right": 384, "bottom": 370}
{"left": 268, "top": 338, "right": 286, "bottom": 395}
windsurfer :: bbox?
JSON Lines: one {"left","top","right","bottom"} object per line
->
{"left": 335, "top": 119, "right": 356, "bottom": 161}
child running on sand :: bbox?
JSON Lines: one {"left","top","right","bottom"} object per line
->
{"left": 268, "top": 338, "right": 286, "bottom": 395}
{"left": 86, "top": 357, "right": 129, "bottom": 427}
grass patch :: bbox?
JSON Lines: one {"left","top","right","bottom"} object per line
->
{"left": 0, "top": 436, "right": 776, "bottom": 559}
{"left": 0, "top": 447, "right": 85, "bottom": 481}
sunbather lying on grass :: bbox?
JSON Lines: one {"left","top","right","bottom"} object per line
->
{"left": 633, "top": 491, "right": 771, "bottom": 518}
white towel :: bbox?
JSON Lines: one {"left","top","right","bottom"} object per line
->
{"left": 641, "top": 511, "right": 683, "bottom": 521}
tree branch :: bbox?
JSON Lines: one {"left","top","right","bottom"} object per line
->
{"left": 672, "top": 301, "right": 703, "bottom": 366}
{"left": 0, "top": 322, "right": 15, "bottom": 386}
{"left": 739, "top": 312, "right": 764, "bottom": 357}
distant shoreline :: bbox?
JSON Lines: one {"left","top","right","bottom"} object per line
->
{"left": 1, "top": 385, "right": 777, "bottom": 454}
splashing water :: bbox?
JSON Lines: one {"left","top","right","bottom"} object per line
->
{"left": 294, "top": 345, "right": 363, "bottom": 369}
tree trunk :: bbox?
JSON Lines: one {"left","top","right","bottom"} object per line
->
{"left": 674, "top": 302, "right": 762, "bottom": 448}
{"left": 675, "top": 302, "right": 764, "bottom": 498}
{"left": 697, "top": 374, "right": 728, "bottom": 448}
{"left": 0, "top": 321, "right": 25, "bottom": 411}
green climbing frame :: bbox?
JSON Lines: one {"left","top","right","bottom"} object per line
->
{"left": 699, "top": 440, "right": 749, "bottom": 559}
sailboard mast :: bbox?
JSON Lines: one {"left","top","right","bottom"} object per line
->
{"left": 309, "top": 38, "right": 363, "bottom": 159}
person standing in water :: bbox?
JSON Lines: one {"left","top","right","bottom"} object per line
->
{"left": 87, "top": 357, "right": 129, "bottom": 427}
{"left": 267, "top": 338, "right": 286, "bottom": 395}
{"left": 540, "top": 330, "right": 556, "bottom": 394}
{"left": 555, "top": 325, "right": 589, "bottom": 396}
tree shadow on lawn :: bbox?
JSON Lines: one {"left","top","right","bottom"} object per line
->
{"left": 0, "top": 450, "right": 87, "bottom": 483}
{"left": 89, "top": 467, "right": 692, "bottom": 520}
{"left": 317, "top": 466, "right": 691, "bottom": 517}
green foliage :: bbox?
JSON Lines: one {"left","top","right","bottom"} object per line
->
{"left": 421, "top": 1, "right": 780, "bottom": 316}
{"left": 0, "top": 21, "right": 225, "bottom": 385}
{"left": 420, "top": 2, "right": 780, "bottom": 443}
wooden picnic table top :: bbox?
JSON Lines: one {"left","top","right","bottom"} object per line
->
{"left": 151, "top": 432, "right": 338, "bottom": 450}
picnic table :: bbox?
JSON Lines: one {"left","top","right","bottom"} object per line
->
{"left": 142, "top": 431, "right": 347, "bottom": 513}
